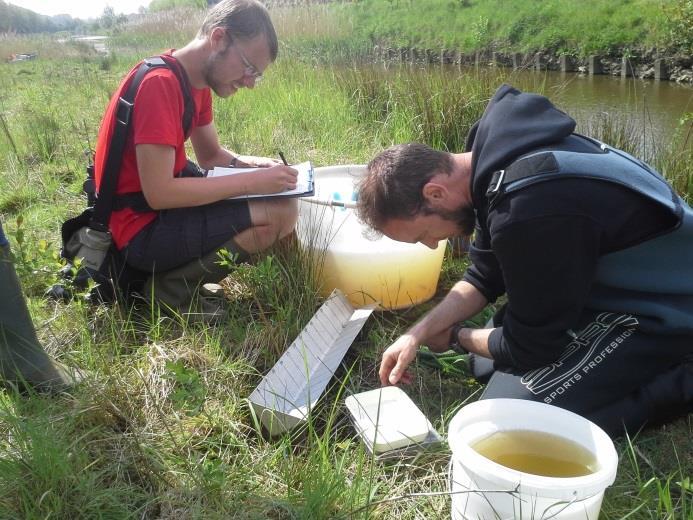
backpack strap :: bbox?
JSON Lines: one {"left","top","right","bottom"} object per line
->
{"left": 486, "top": 152, "right": 561, "bottom": 199}
{"left": 90, "top": 56, "right": 194, "bottom": 231}
{"left": 160, "top": 54, "right": 194, "bottom": 138}
{"left": 485, "top": 136, "right": 607, "bottom": 206}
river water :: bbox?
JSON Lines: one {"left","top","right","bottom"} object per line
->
{"left": 531, "top": 70, "right": 691, "bottom": 151}
{"left": 454, "top": 65, "right": 693, "bottom": 155}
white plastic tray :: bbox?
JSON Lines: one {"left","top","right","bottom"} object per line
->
{"left": 345, "top": 386, "right": 440, "bottom": 454}
{"left": 249, "top": 289, "right": 374, "bottom": 436}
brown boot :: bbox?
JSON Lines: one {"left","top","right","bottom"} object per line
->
{"left": 142, "top": 245, "right": 238, "bottom": 325}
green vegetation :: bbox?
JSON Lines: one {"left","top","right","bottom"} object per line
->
{"left": 344, "top": 0, "right": 690, "bottom": 56}
{"left": 150, "top": 0, "right": 209, "bottom": 11}
{"left": 0, "top": 4, "right": 691, "bottom": 518}
{"left": 665, "top": 0, "right": 693, "bottom": 54}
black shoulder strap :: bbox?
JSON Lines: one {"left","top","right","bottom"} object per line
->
{"left": 160, "top": 55, "right": 194, "bottom": 138}
{"left": 90, "top": 56, "right": 194, "bottom": 231}
{"left": 486, "top": 152, "right": 560, "bottom": 199}
{"left": 485, "top": 135, "right": 608, "bottom": 203}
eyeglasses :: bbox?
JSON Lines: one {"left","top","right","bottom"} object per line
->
{"left": 233, "top": 42, "right": 263, "bottom": 83}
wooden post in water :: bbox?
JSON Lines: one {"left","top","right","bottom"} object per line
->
{"left": 588, "top": 55, "right": 603, "bottom": 75}
{"left": 621, "top": 56, "right": 634, "bottom": 78}
{"left": 559, "top": 55, "right": 576, "bottom": 72}
{"left": 511, "top": 52, "right": 523, "bottom": 70}
{"left": 654, "top": 59, "right": 669, "bottom": 81}
{"left": 534, "top": 53, "right": 545, "bottom": 71}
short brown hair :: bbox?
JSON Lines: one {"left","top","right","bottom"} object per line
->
{"left": 199, "top": 0, "right": 278, "bottom": 61}
{"left": 357, "top": 143, "right": 454, "bottom": 231}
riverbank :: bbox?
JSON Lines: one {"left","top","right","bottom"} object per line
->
{"left": 274, "top": 0, "right": 693, "bottom": 83}
{"left": 370, "top": 46, "right": 693, "bottom": 84}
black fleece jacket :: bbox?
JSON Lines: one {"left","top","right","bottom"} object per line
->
{"left": 462, "top": 85, "right": 676, "bottom": 370}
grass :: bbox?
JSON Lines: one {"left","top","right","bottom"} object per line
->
{"left": 335, "top": 0, "right": 684, "bottom": 57}
{"left": 0, "top": 5, "right": 691, "bottom": 519}
{"left": 123, "top": 0, "right": 691, "bottom": 58}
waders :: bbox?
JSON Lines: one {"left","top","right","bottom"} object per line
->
{"left": 0, "top": 224, "right": 77, "bottom": 392}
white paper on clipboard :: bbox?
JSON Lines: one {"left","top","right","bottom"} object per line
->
{"left": 208, "top": 161, "right": 314, "bottom": 199}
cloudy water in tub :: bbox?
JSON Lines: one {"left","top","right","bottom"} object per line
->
{"left": 471, "top": 429, "right": 599, "bottom": 478}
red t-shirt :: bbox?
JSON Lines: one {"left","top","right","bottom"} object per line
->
{"left": 94, "top": 52, "right": 213, "bottom": 249}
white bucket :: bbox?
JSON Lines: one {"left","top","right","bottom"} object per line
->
{"left": 447, "top": 399, "right": 618, "bottom": 520}
{"left": 297, "top": 165, "right": 446, "bottom": 310}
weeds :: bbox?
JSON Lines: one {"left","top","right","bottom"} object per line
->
{"left": 4, "top": 215, "right": 59, "bottom": 295}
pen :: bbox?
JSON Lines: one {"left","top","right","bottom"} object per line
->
{"left": 279, "top": 151, "right": 289, "bottom": 166}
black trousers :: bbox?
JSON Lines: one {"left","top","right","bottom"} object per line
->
{"left": 471, "top": 310, "right": 693, "bottom": 437}
{"left": 123, "top": 199, "right": 252, "bottom": 273}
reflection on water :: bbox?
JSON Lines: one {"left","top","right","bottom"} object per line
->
{"left": 369, "top": 60, "right": 692, "bottom": 155}
{"left": 543, "top": 71, "right": 691, "bottom": 150}
{"left": 458, "top": 66, "right": 693, "bottom": 155}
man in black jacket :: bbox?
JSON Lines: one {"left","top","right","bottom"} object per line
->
{"left": 356, "top": 84, "right": 692, "bottom": 437}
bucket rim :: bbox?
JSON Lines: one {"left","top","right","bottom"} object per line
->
{"left": 313, "top": 163, "right": 367, "bottom": 172}
{"left": 447, "top": 399, "right": 618, "bottom": 501}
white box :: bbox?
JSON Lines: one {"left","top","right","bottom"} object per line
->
{"left": 345, "top": 386, "right": 440, "bottom": 454}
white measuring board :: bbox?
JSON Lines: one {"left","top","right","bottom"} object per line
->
{"left": 249, "top": 289, "right": 374, "bottom": 436}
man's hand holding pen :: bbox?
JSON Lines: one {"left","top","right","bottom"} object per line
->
{"left": 247, "top": 164, "right": 297, "bottom": 194}
{"left": 226, "top": 151, "right": 297, "bottom": 194}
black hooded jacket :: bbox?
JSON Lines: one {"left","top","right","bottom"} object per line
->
{"left": 461, "top": 85, "right": 676, "bottom": 370}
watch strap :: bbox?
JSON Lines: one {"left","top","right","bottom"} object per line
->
{"left": 449, "top": 323, "right": 469, "bottom": 355}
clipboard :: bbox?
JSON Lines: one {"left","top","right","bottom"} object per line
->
{"left": 207, "top": 161, "right": 314, "bottom": 200}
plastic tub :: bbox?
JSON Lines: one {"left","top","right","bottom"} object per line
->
{"left": 447, "top": 399, "right": 618, "bottom": 520}
{"left": 297, "top": 165, "right": 446, "bottom": 310}
{"left": 345, "top": 386, "right": 435, "bottom": 453}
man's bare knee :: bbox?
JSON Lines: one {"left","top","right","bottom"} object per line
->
{"left": 249, "top": 198, "right": 296, "bottom": 225}
{"left": 277, "top": 198, "right": 298, "bottom": 236}
{"left": 269, "top": 200, "right": 298, "bottom": 241}
{"left": 241, "top": 198, "right": 298, "bottom": 250}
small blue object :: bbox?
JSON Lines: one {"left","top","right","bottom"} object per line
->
{"left": 332, "top": 192, "right": 348, "bottom": 211}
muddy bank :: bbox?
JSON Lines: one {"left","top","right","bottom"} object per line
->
{"left": 374, "top": 46, "right": 693, "bottom": 84}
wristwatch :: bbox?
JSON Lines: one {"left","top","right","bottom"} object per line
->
{"left": 449, "top": 323, "right": 470, "bottom": 355}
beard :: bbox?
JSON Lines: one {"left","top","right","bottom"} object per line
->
{"left": 426, "top": 204, "right": 476, "bottom": 237}
{"left": 202, "top": 46, "right": 232, "bottom": 97}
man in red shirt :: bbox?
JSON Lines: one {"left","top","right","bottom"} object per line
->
{"left": 94, "top": 0, "right": 298, "bottom": 322}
